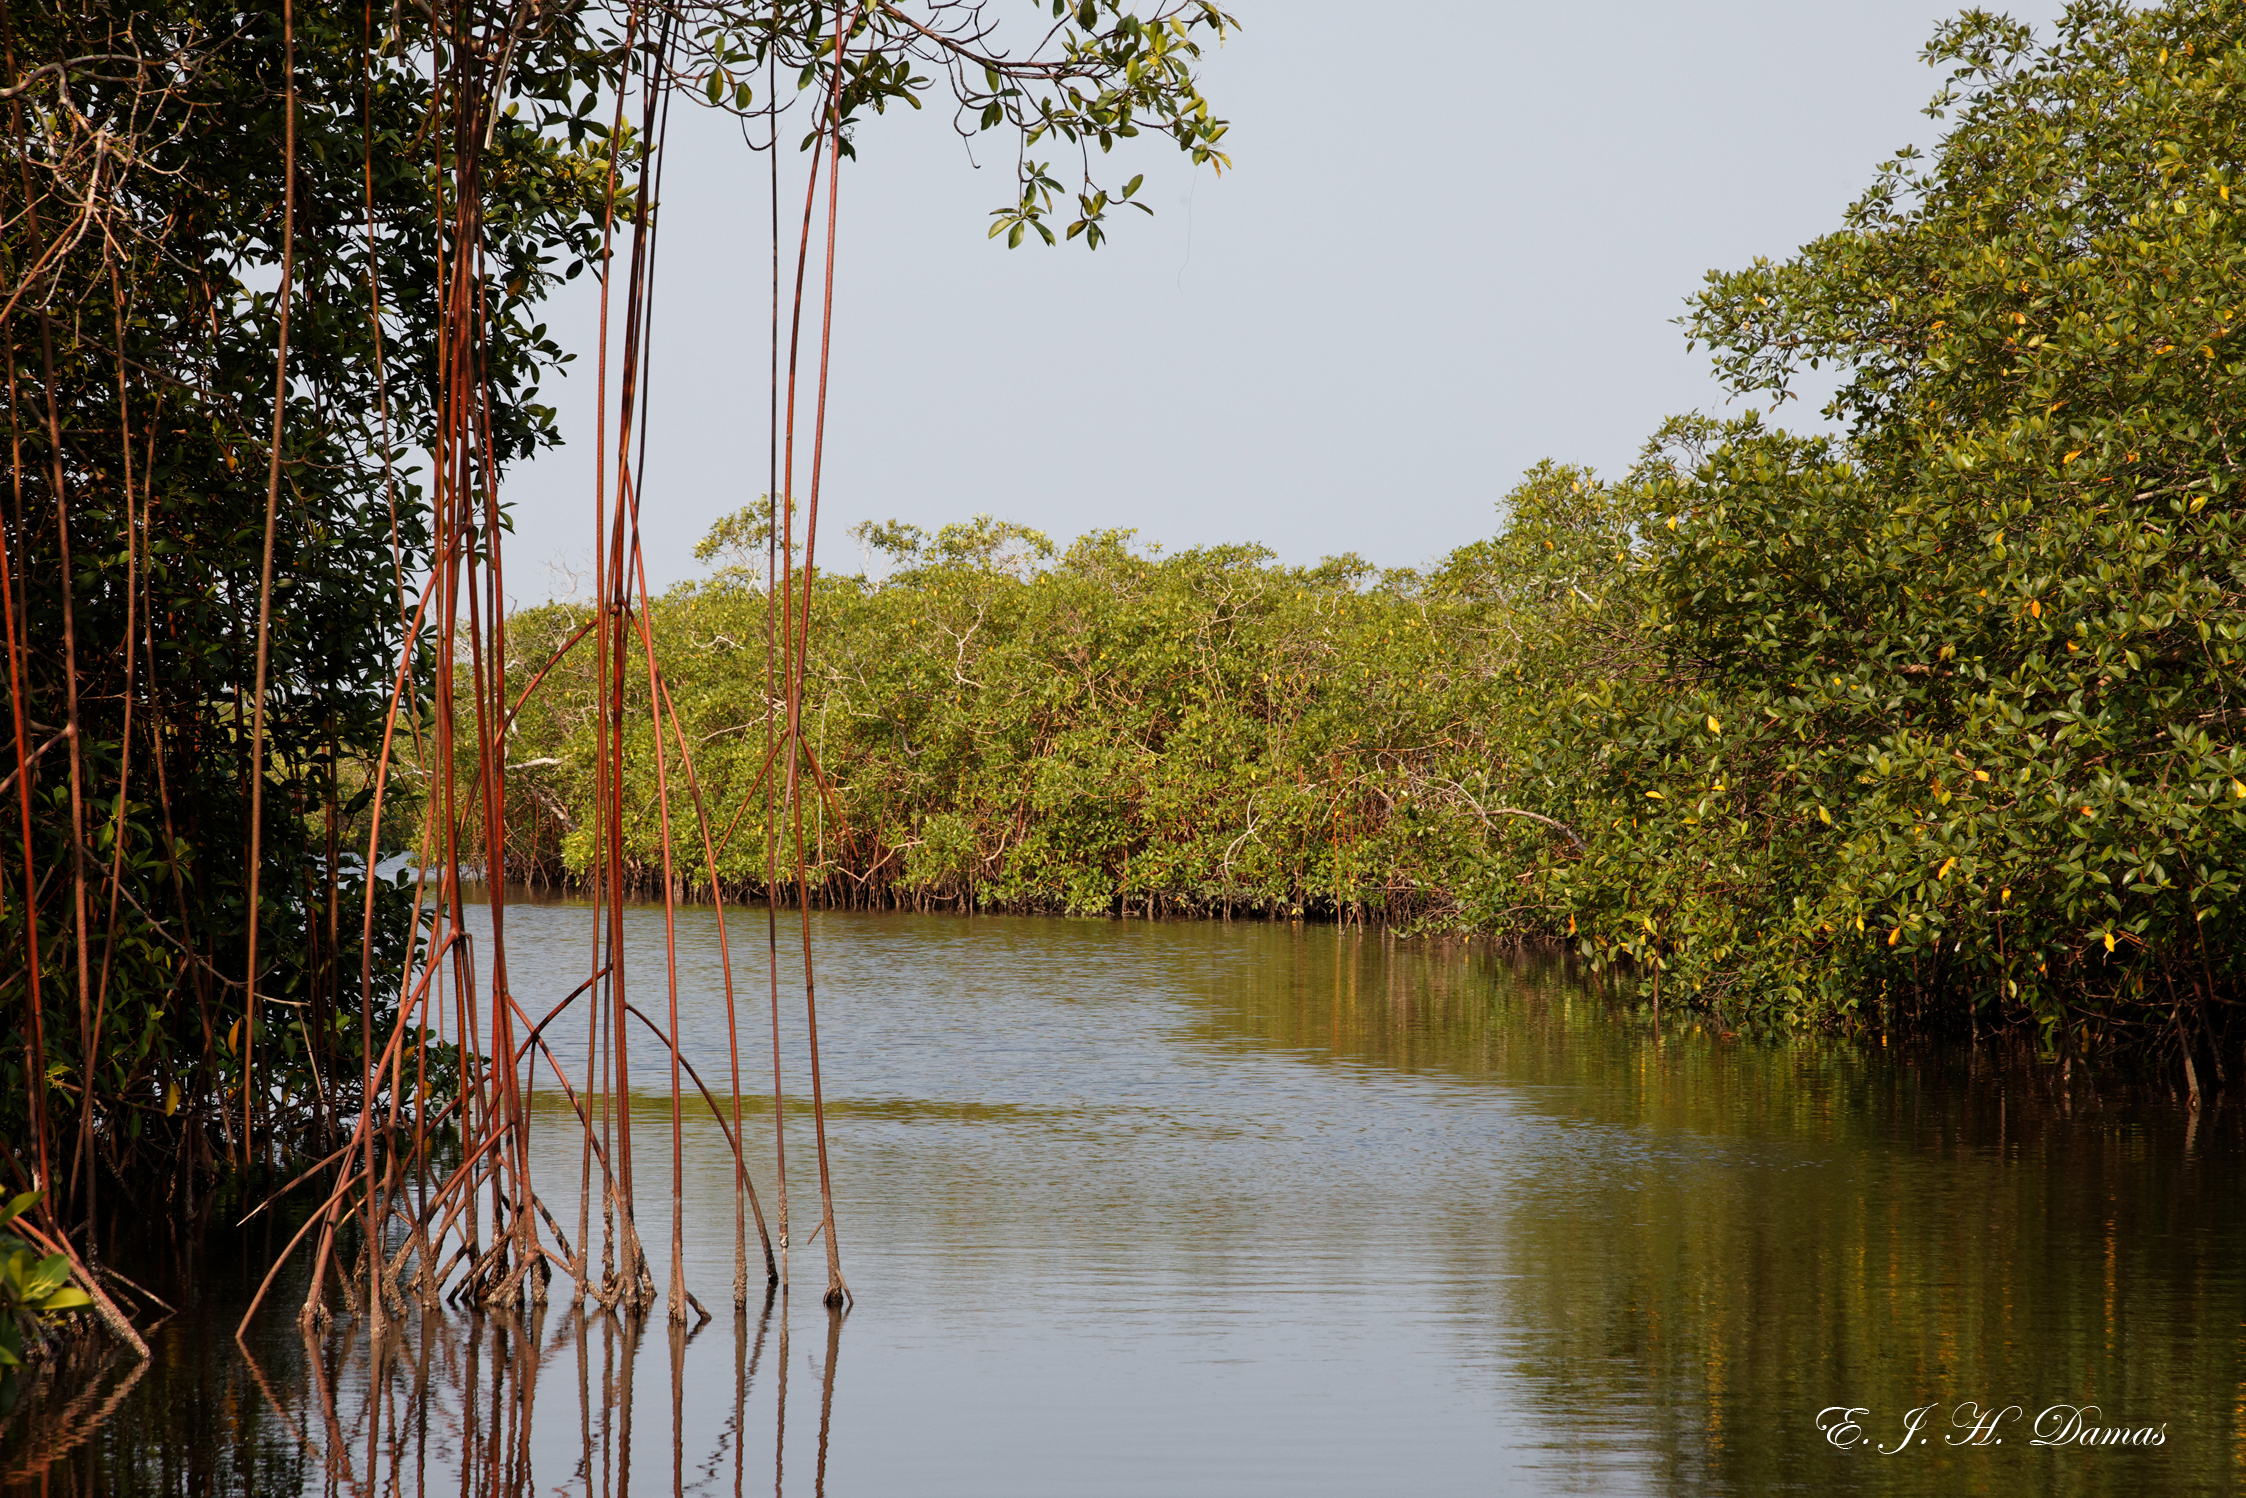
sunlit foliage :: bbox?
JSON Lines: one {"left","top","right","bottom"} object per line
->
{"left": 1552, "top": 0, "right": 2246, "bottom": 1051}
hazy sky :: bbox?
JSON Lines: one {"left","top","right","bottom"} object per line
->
{"left": 501, "top": 0, "right": 2073, "bottom": 603}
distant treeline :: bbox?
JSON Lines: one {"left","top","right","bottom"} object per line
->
{"left": 480, "top": 3, "right": 2246, "bottom": 1062}
{"left": 487, "top": 485, "right": 1625, "bottom": 926}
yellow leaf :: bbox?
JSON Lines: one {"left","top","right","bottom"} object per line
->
{"left": 1567, "top": 913, "right": 1576, "bottom": 935}
{"left": 1817, "top": 805, "right": 1832, "bottom": 825}
{"left": 1938, "top": 857, "right": 1956, "bottom": 880}
{"left": 1888, "top": 927, "right": 1902, "bottom": 946}
{"left": 1645, "top": 790, "right": 1665, "bottom": 800}
{"left": 2030, "top": 598, "right": 2042, "bottom": 618}
{"left": 163, "top": 1082, "right": 179, "bottom": 1117}
{"left": 2081, "top": 806, "right": 2095, "bottom": 817}
{"left": 2063, "top": 450, "right": 2082, "bottom": 464}
{"left": 1705, "top": 715, "right": 1722, "bottom": 735}
{"left": 1973, "top": 769, "right": 1990, "bottom": 782}
{"left": 2001, "top": 887, "right": 2011, "bottom": 904}
{"left": 2102, "top": 930, "right": 2117, "bottom": 953}
{"left": 1666, "top": 515, "right": 1678, "bottom": 531}
{"left": 2189, "top": 494, "right": 2208, "bottom": 512}
{"left": 2231, "top": 778, "right": 2246, "bottom": 799}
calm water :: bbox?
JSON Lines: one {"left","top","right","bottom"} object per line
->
{"left": 4, "top": 906, "right": 2241, "bottom": 1496}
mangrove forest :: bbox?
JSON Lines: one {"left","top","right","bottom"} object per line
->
{"left": 1, "top": 0, "right": 2243, "bottom": 1455}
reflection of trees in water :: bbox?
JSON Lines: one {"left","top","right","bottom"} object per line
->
{"left": 1, "top": 1318, "right": 317, "bottom": 1494}
{"left": 1207, "top": 930, "right": 2246, "bottom": 1498}
{"left": 1494, "top": 1105, "right": 2244, "bottom": 1497}
{"left": 4, "top": 1299, "right": 844, "bottom": 1497}
{"left": 11, "top": 927, "right": 2236, "bottom": 1496}
{"left": 0, "top": 1346, "right": 145, "bottom": 1488}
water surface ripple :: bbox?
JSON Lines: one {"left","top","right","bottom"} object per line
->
{"left": 5, "top": 906, "right": 2238, "bottom": 1497}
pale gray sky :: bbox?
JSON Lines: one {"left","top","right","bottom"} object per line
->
{"left": 503, "top": 0, "right": 2072, "bottom": 602}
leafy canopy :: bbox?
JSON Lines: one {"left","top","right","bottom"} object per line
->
{"left": 1551, "top": 0, "right": 2246, "bottom": 1041}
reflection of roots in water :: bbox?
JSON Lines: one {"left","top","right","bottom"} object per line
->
{"left": 0, "top": 1340, "right": 148, "bottom": 1487}
{"left": 237, "top": 1295, "right": 843, "bottom": 1498}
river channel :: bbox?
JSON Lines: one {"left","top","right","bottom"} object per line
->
{"left": 3, "top": 902, "right": 2240, "bottom": 1496}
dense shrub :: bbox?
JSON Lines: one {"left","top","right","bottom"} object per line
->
{"left": 492, "top": 1, "right": 2245, "bottom": 1062}
{"left": 1551, "top": 1, "right": 2246, "bottom": 1053}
